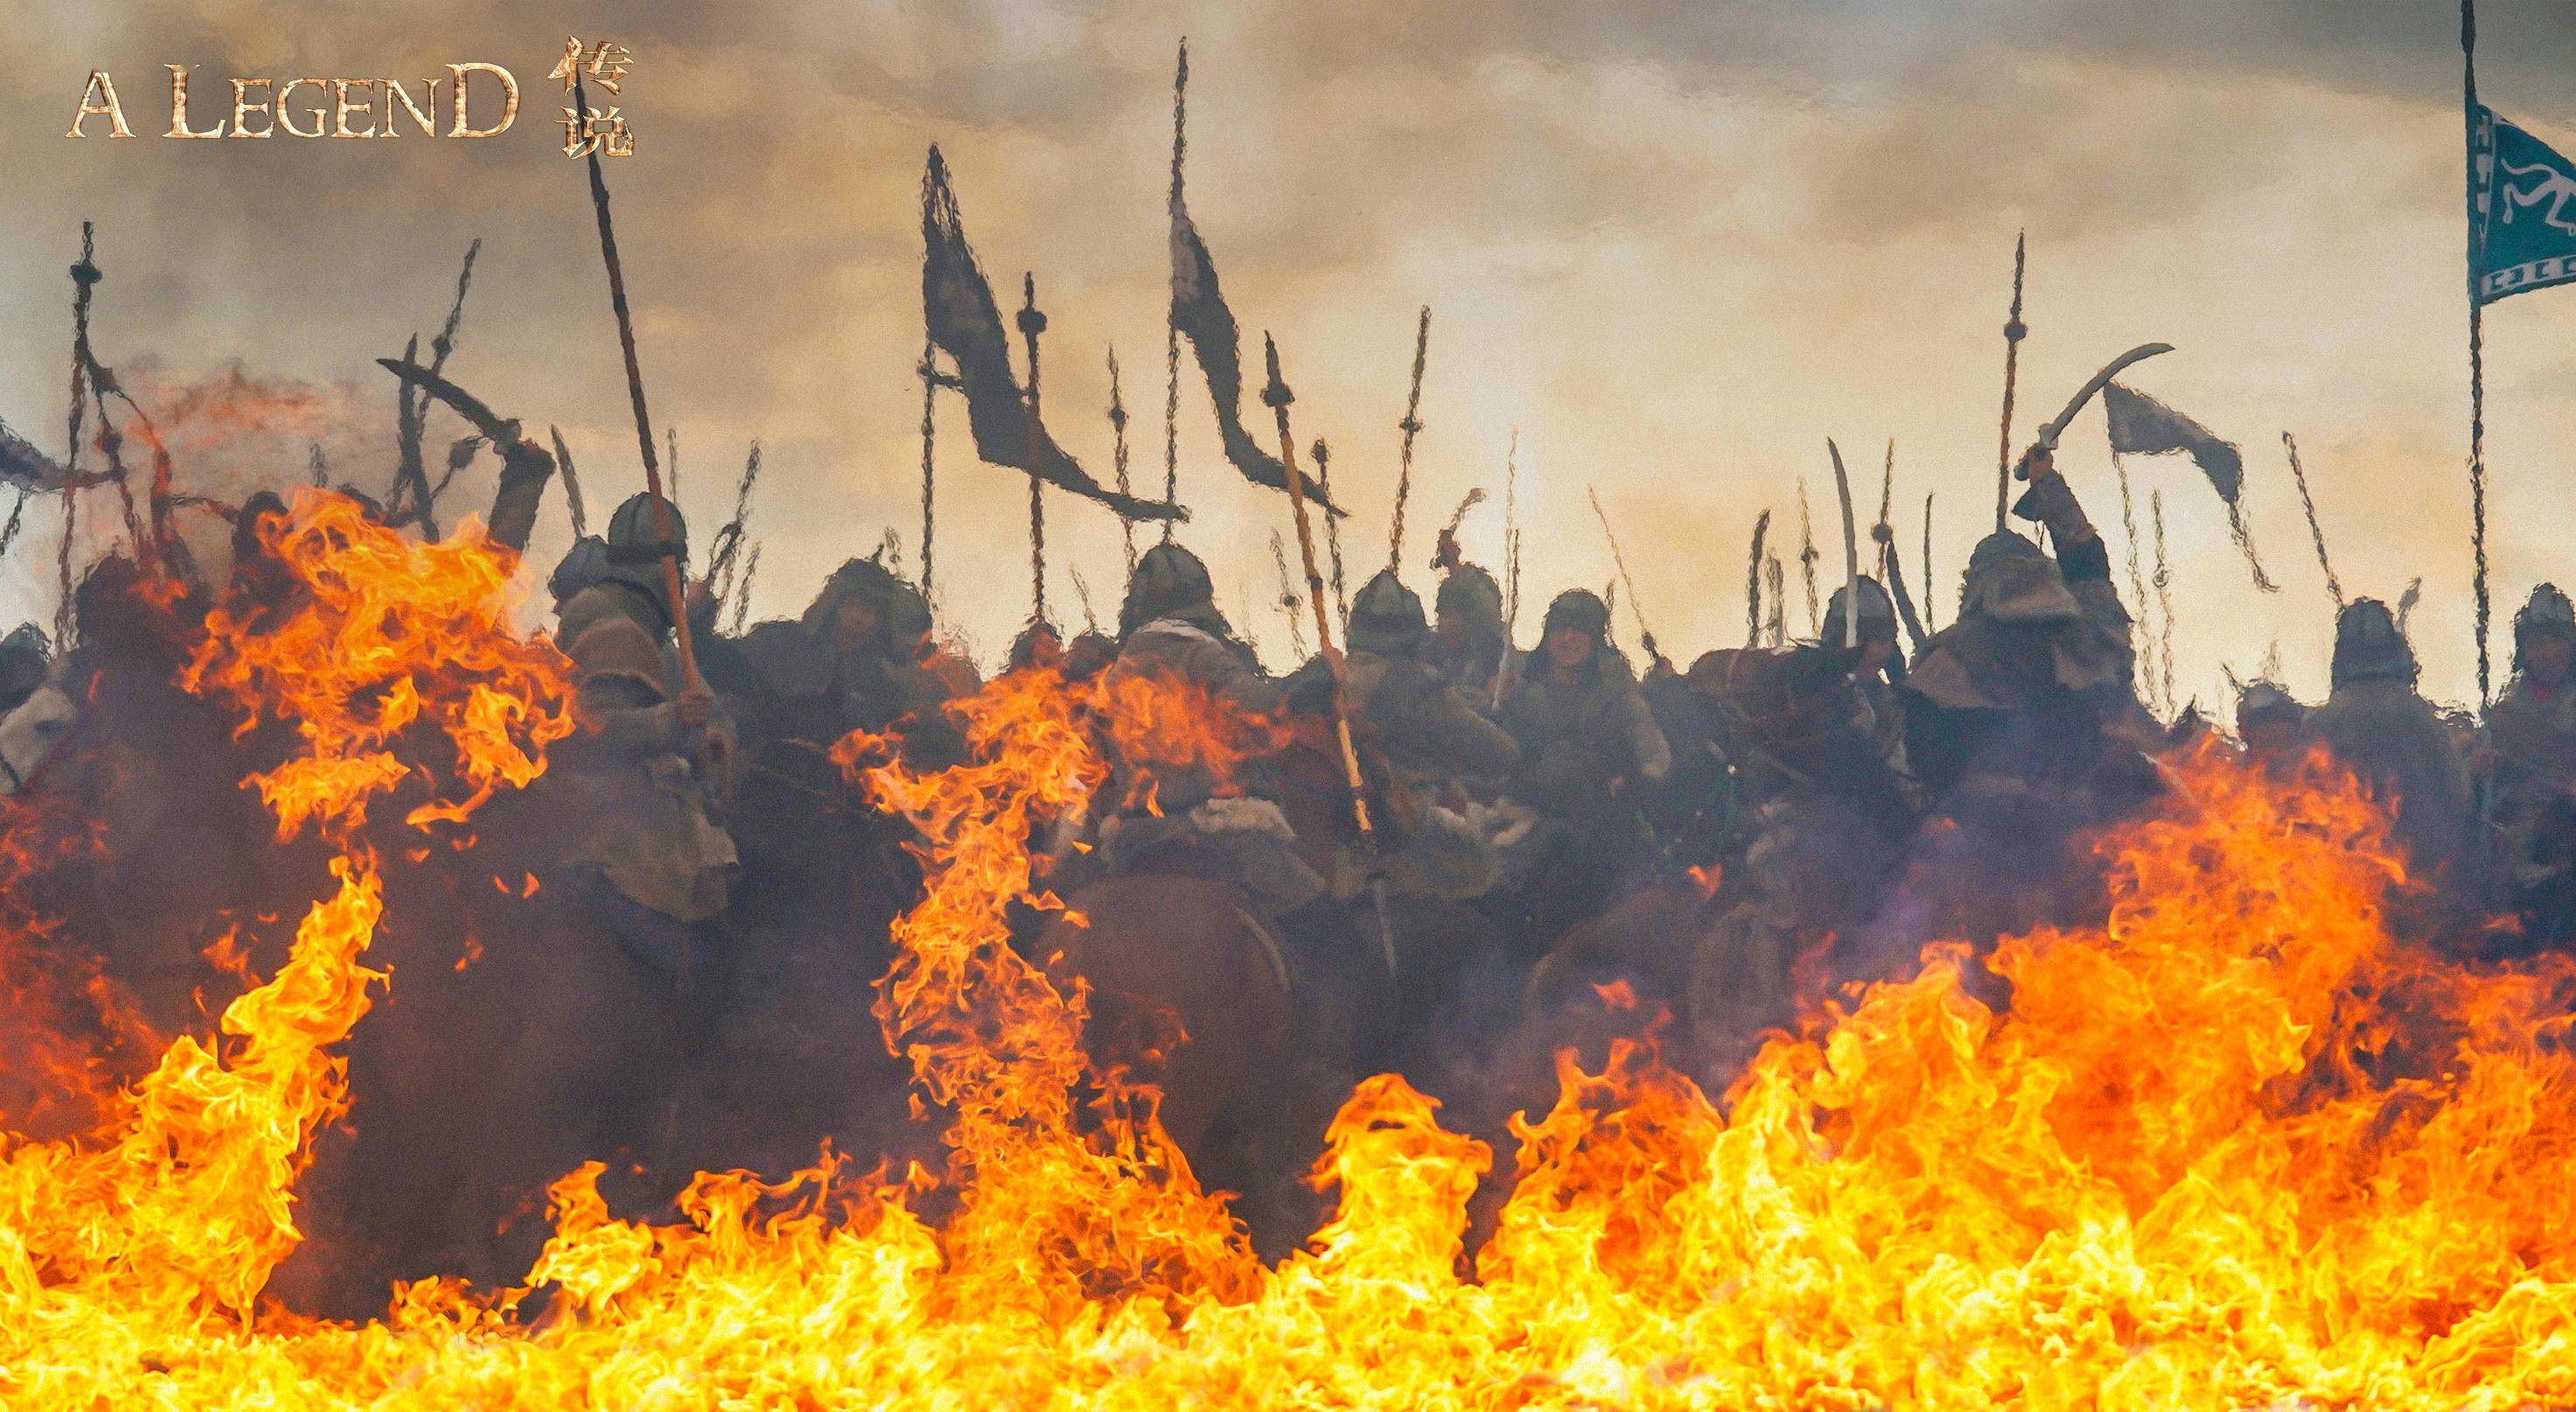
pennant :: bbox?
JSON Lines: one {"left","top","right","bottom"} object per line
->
{"left": 2101, "top": 380, "right": 2276, "bottom": 593}
{"left": 0, "top": 417, "right": 67, "bottom": 493}
{"left": 920, "top": 148, "right": 1182, "bottom": 523}
{"left": 2473, "top": 105, "right": 2576, "bottom": 304}
{"left": 1170, "top": 191, "right": 1342, "bottom": 515}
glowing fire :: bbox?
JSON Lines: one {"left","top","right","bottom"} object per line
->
{"left": 180, "top": 490, "right": 576, "bottom": 838}
{"left": 5, "top": 513, "right": 2576, "bottom": 1405}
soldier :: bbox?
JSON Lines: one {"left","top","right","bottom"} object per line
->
{"left": 733, "top": 555, "right": 964, "bottom": 769}
{"left": 1095, "top": 541, "right": 1320, "bottom": 920}
{"left": 1902, "top": 447, "right": 2149, "bottom": 816}
{"left": 2308, "top": 597, "right": 2473, "bottom": 881}
{"left": 2482, "top": 585, "right": 2576, "bottom": 948}
{"left": 2235, "top": 678, "right": 2310, "bottom": 778}
{"left": 1427, "top": 526, "right": 1507, "bottom": 699}
{"left": 1495, "top": 587, "right": 1670, "bottom": 933}
{"left": 1283, "top": 568, "right": 1519, "bottom": 899}
{"left": 1113, "top": 541, "right": 1282, "bottom": 713}
{"left": 545, "top": 492, "right": 739, "bottom": 963}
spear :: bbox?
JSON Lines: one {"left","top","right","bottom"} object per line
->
{"left": 1796, "top": 477, "right": 1821, "bottom": 635}
{"left": 1263, "top": 334, "right": 1395, "bottom": 973}
{"left": 1493, "top": 430, "right": 1523, "bottom": 712}
{"left": 1586, "top": 485, "right": 1663, "bottom": 671}
{"left": 2281, "top": 432, "right": 2343, "bottom": 610}
{"left": 1996, "top": 229, "right": 2027, "bottom": 532}
{"left": 1745, "top": 508, "right": 1772, "bottom": 648}
{"left": 573, "top": 74, "right": 698, "bottom": 693}
{"left": 1019, "top": 273, "right": 1050, "bottom": 627}
{"left": 1108, "top": 345, "right": 1135, "bottom": 574}
{"left": 1388, "top": 305, "right": 1431, "bottom": 571}
{"left": 1922, "top": 491, "right": 1937, "bottom": 632}
{"left": 1315, "top": 438, "right": 1349, "bottom": 631}
{"left": 1270, "top": 529, "right": 1309, "bottom": 659}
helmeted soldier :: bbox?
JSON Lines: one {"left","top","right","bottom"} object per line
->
{"left": 1902, "top": 448, "right": 2148, "bottom": 814}
{"left": 733, "top": 554, "right": 964, "bottom": 769}
{"left": 2482, "top": 584, "right": 2576, "bottom": 945}
{"left": 1096, "top": 541, "right": 1318, "bottom": 916}
{"left": 2308, "top": 596, "right": 2472, "bottom": 878}
{"left": 1284, "top": 568, "right": 1519, "bottom": 899}
{"left": 1113, "top": 541, "right": 1281, "bottom": 713}
{"left": 1427, "top": 526, "right": 1507, "bottom": 699}
{"left": 1494, "top": 587, "right": 1670, "bottom": 932}
{"left": 2235, "top": 678, "right": 2309, "bottom": 777}
{"left": 545, "top": 493, "right": 738, "bottom": 976}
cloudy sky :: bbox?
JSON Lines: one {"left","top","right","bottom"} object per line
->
{"left": 4, "top": 0, "right": 2574, "bottom": 710}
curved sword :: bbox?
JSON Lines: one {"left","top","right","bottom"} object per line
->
{"left": 2016, "top": 341, "right": 2174, "bottom": 478}
{"left": 1828, "top": 438, "right": 1859, "bottom": 650}
{"left": 377, "top": 358, "right": 517, "bottom": 446}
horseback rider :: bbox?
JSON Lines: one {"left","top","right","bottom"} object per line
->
{"left": 1283, "top": 567, "right": 1520, "bottom": 900}
{"left": 2309, "top": 596, "right": 2474, "bottom": 883}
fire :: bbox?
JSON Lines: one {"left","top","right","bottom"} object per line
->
{"left": 7, "top": 527, "right": 2576, "bottom": 1405}
{"left": 180, "top": 489, "right": 575, "bottom": 838}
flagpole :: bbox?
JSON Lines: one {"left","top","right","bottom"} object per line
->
{"left": 1995, "top": 229, "right": 2027, "bottom": 533}
{"left": 2463, "top": 0, "right": 2492, "bottom": 704}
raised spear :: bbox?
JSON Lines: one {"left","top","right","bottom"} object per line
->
{"left": 1587, "top": 485, "right": 1663, "bottom": 672}
{"left": 1018, "top": 273, "right": 1050, "bottom": 627}
{"left": 1263, "top": 334, "right": 1395, "bottom": 973}
{"left": 1996, "top": 229, "right": 2027, "bottom": 532}
{"left": 1745, "top": 508, "right": 1772, "bottom": 648}
{"left": 1388, "top": 305, "right": 1431, "bottom": 571}
{"left": 2281, "top": 432, "right": 2343, "bottom": 611}
{"left": 1796, "top": 476, "right": 1821, "bottom": 635}
{"left": 573, "top": 74, "right": 698, "bottom": 692}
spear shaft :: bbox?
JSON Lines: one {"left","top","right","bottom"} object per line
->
{"left": 1388, "top": 305, "right": 1431, "bottom": 571}
{"left": 574, "top": 76, "right": 698, "bottom": 692}
{"left": 1263, "top": 334, "right": 1393, "bottom": 972}
{"left": 1586, "top": 485, "right": 1660, "bottom": 667}
{"left": 1995, "top": 229, "right": 2027, "bottom": 532}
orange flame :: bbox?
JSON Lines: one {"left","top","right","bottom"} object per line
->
{"left": 181, "top": 490, "right": 574, "bottom": 838}
{"left": 9, "top": 575, "right": 2576, "bottom": 1406}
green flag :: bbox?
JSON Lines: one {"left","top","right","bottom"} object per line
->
{"left": 2474, "top": 104, "right": 2576, "bottom": 303}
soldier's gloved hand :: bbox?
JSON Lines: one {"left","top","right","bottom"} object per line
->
{"left": 2024, "top": 445, "right": 2058, "bottom": 483}
{"left": 677, "top": 685, "right": 715, "bottom": 731}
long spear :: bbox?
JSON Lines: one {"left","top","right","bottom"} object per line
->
{"left": 1108, "top": 345, "right": 1135, "bottom": 574}
{"left": 1388, "top": 305, "right": 1431, "bottom": 571}
{"left": 573, "top": 74, "right": 698, "bottom": 692}
{"left": 1586, "top": 485, "right": 1663, "bottom": 671}
{"left": 2461, "top": 0, "right": 2493, "bottom": 703}
{"left": 1996, "top": 229, "right": 2028, "bottom": 532}
{"left": 1263, "top": 334, "right": 1395, "bottom": 972}
{"left": 1796, "top": 477, "right": 1821, "bottom": 635}
{"left": 2281, "top": 431, "right": 2343, "bottom": 610}
{"left": 1493, "top": 430, "right": 1522, "bottom": 711}
{"left": 1745, "top": 508, "right": 1772, "bottom": 648}
{"left": 1018, "top": 273, "right": 1050, "bottom": 626}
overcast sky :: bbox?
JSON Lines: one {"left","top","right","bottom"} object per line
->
{"left": 5, "top": 0, "right": 2574, "bottom": 710}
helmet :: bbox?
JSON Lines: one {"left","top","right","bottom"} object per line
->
{"left": 1434, "top": 563, "right": 1503, "bottom": 633}
{"left": 1121, "top": 541, "right": 1215, "bottom": 636}
{"left": 0, "top": 623, "right": 51, "bottom": 712}
{"left": 2235, "top": 678, "right": 2304, "bottom": 734}
{"left": 1348, "top": 569, "right": 1427, "bottom": 657}
{"left": 550, "top": 535, "right": 610, "bottom": 605}
{"left": 1960, "top": 532, "right": 2080, "bottom": 624}
{"left": 2516, "top": 583, "right": 2575, "bottom": 641}
{"left": 803, "top": 556, "right": 910, "bottom": 645}
{"left": 605, "top": 492, "right": 686, "bottom": 567}
{"left": 1540, "top": 588, "right": 1609, "bottom": 642}
{"left": 1821, "top": 577, "right": 1899, "bottom": 646}
{"left": 2330, "top": 597, "right": 2416, "bottom": 688}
